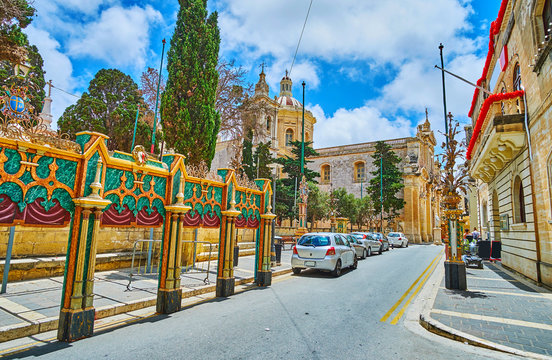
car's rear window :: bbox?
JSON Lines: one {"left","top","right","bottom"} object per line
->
{"left": 298, "top": 235, "right": 331, "bottom": 246}
{"left": 388, "top": 233, "right": 399, "bottom": 237}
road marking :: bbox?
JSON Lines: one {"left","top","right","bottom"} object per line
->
{"left": 389, "top": 253, "right": 441, "bottom": 325}
{"left": 380, "top": 250, "right": 443, "bottom": 324}
{"left": 439, "top": 287, "right": 552, "bottom": 300}
{"left": 431, "top": 309, "right": 552, "bottom": 331}
{"left": 0, "top": 297, "right": 47, "bottom": 322}
{"left": 466, "top": 276, "right": 519, "bottom": 282}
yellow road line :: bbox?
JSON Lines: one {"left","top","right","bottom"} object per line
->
{"left": 380, "top": 250, "right": 443, "bottom": 323}
{"left": 389, "top": 253, "right": 441, "bottom": 325}
{"left": 431, "top": 309, "right": 552, "bottom": 331}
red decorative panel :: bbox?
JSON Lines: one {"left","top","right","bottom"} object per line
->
{"left": 136, "top": 207, "right": 163, "bottom": 227}
{"left": 235, "top": 214, "right": 247, "bottom": 228}
{"left": 203, "top": 212, "right": 220, "bottom": 228}
{"left": 181, "top": 211, "right": 202, "bottom": 227}
{"left": 102, "top": 204, "right": 134, "bottom": 226}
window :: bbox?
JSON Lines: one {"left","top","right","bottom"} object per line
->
{"left": 285, "top": 129, "right": 293, "bottom": 147}
{"left": 513, "top": 176, "right": 526, "bottom": 223}
{"left": 334, "top": 235, "right": 344, "bottom": 246}
{"left": 354, "top": 161, "right": 365, "bottom": 183}
{"left": 266, "top": 116, "right": 271, "bottom": 132}
{"left": 500, "top": 86, "right": 506, "bottom": 114}
{"left": 298, "top": 235, "right": 330, "bottom": 247}
{"left": 513, "top": 63, "right": 522, "bottom": 91}
{"left": 321, "top": 164, "right": 330, "bottom": 184}
{"left": 549, "top": 154, "right": 552, "bottom": 217}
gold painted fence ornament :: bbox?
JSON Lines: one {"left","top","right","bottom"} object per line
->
{"left": 0, "top": 85, "right": 80, "bottom": 153}
{"left": 131, "top": 145, "right": 148, "bottom": 165}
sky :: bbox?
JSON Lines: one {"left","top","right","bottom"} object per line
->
{"left": 25, "top": 0, "right": 501, "bottom": 150}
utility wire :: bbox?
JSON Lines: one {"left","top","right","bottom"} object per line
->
{"left": 289, "top": 0, "right": 313, "bottom": 76}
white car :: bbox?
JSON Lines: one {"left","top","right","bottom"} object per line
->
{"left": 291, "top": 233, "right": 357, "bottom": 277}
{"left": 387, "top": 232, "right": 409, "bottom": 248}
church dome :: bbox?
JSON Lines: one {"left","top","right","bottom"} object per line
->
{"left": 277, "top": 95, "right": 302, "bottom": 107}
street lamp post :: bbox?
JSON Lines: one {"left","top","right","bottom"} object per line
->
{"left": 295, "top": 82, "right": 308, "bottom": 237}
{"left": 150, "top": 39, "right": 166, "bottom": 154}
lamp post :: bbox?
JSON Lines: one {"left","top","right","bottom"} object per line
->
{"left": 150, "top": 39, "right": 166, "bottom": 154}
{"left": 439, "top": 43, "right": 449, "bottom": 148}
{"left": 269, "top": 163, "right": 283, "bottom": 266}
{"left": 295, "top": 81, "right": 308, "bottom": 237}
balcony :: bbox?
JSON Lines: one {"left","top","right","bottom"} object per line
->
{"left": 468, "top": 93, "right": 526, "bottom": 183}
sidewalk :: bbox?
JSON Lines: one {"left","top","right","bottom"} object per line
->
{"left": 0, "top": 252, "right": 292, "bottom": 342}
{"left": 421, "top": 261, "right": 552, "bottom": 359}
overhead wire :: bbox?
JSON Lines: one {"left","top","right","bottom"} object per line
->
{"left": 289, "top": 0, "right": 314, "bottom": 76}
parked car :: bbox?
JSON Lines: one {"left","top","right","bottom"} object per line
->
{"left": 345, "top": 234, "right": 368, "bottom": 259}
{"left": 387, "top": 232, "right": 409, "bottom": 248}
{"left": 291, "top": 233, "right": 357, "bottom": 277}
{"left": 370, "top": 232, "right": 390, "bottom": 252}
{"left": 351, "top": 232, "right": 381, "bottom": 256}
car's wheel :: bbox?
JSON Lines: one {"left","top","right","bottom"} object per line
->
{"left": 379, "top": 246, "right": 383, "bottom": 254}
{"left": 478, "top": 262, "right": 483, "bottom": 269}
{"left": 367, "top": 247, "right": 372, "bottom": 257}
{"left": 391, "top": 244, "right": 394, "bottom": 249}
{"left": 363, "top": 249, "right": 367, "bottom": 259}
{"left": 292, "top": 268, "right": 301, "bottom": 275}
{"left": 332, "top": 259, "right": 342, "bottom": 277}
{"left": 406, "top": 241, "right": 409, "bottom": 248}
{"left": 352, "top": 256, "right": 358, "bottom": 269}
{"left": 401, "top": 241, "right": 405, "bottom": 248}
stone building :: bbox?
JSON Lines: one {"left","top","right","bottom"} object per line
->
{"left": 211, "top": 70, "right": 439, "bottom": 243}
{"left": 210, "top": 70, "right": 316, "bottom": 172}
{"left": 466, "top": 0, "right": 552, "bottom": 286}
{"left": 307, "top": 116, "right": 439, "bottom": 243}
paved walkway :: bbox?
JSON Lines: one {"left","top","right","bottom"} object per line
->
{"left": 424, "top": 261, "right": 552, "bottom": 358}
{"left": 0, "top": 252, "right": 292, "bottom": 342}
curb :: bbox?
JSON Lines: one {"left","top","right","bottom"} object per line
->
{"left": 417, "top": 264, "right": 551, "bottom": 360}
{"left": 0, "top": 268, "right": 292, "bottom": 343}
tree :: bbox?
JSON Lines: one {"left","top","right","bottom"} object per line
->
{"left": 58, "top": 68, "right": 152, "bottom": 152}
{"left": 0, "top": 41, "right": 45, "bottom": 112}
{"left": 253, "top": 141, "right": 274, "bottom": 179}
{"left": 275, "top": 140, "right": 320, "bottom": 222}
{"left": 241, "top": 129, "right": 255, "bottom": 180}
{"left": 331, "top": 188, "right": 358, "bottom": 230}
{"left": 307, "top": 182, "right": 329, "bottom": 230}
{"left": 161, "top": 0, "right": 221, "bottom": 167}
{"left": 368, "top": 141, "right": 405, "bottom": 225}
{"left": 355, "top": 196, "right": 376, "bottom": 230}
{"left": 139, "top": 67, "right": 165, "bottom": 127}
{"left": 216, "top": 59, "right": 254, "bottom": 140}
{"left": 0, "top": 0, "right": 35, "bottom": 64}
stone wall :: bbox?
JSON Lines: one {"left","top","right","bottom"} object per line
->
{"left": 0, "top": 225, "right": 257, "bottom": 259}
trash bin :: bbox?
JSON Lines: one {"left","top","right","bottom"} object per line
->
{"left": 233, "top": 245, "right": 239, "bottom": 267}
{"left": 275, "top": 243, "right": 282, "bottom": 264}
{"left": 477, "top": 240, "right": 491, "bottom": 260}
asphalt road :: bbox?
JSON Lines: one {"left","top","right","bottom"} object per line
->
{"left": 3, "top": 245, "right": 518, "bottom": 360}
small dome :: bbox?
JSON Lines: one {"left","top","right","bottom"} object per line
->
{"left": 277, "top": 95, "right": 302, "bottom": 107}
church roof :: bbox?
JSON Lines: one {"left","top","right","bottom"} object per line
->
{"left": 277, "top": 95, "right": 302, "bottom": 107}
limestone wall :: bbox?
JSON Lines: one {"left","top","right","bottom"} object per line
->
{"left": 0, "top": 225, "right": 257, "bottom": 259}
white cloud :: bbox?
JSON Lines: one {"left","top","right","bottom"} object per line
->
{"left": 311, "top": 104, "right": 415, "bottom": 149}
{"left": 67, "top": 5, "right": 163, "bottom": 69}
{"left": 25, "top": 25, "right": 79, "bottom": 128}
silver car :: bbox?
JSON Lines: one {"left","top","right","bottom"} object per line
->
{"left": 351, "top": 232, "right": 381, "bottom": 256}
{"left": 291, "top": 233, "right": 357, "bottom": 277}
{"left": 387, "top": 232, "right": 409, "bottom": 248}
{"left": 345, "top": 234, "right": 368, "bottom": 259}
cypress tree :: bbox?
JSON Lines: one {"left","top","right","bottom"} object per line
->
{"left": 161, "top": 0, "right": 221, "bottom": 167}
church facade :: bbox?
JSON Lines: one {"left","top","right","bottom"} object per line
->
{"left": 211, "top": 70, "right": 439, "bottom": 243}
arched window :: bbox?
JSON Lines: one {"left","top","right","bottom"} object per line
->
{"left": 513, "top": 176, "right": 526, "bottom": 223}
{"left": 354, "top": 161, "right": 365, "bottom": 183}
{"left": 513, "top": 63, "right": 522, "bottom": 91}
{"left": 285, "top": 129, "right": 293, "bottom": 147}
{"left": 266, "top": 116, "right": 271, "bottom": 132}
{"left": 321, "top": 164, "right": 330, "bottom": 184}
{"left": 544, "top": 0, "right": 551, "bottom": 38}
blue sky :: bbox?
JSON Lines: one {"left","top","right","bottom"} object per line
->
{"left": 25, "top": 0, "right": 501, "bottom": 149}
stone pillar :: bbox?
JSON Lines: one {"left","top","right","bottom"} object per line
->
{"left": 157, "top": 176, "right": 191, "bottom": 314}
{"left": 58, "top": 159, "right": 110, "bottom": 342}
{"left": 217, "top": 207, "right": 241, "bottom": 296}
{"left": 257, "top": 212, "right": 276, "bottom": 286}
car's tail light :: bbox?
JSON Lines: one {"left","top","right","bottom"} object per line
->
{"left": 293, "top": 246, "right": 298, "bottom": 255}
{"left": 378, "top": 239, "right": 383, "bottom": 243}
{"left": 399, "top": 237, "right": 402, "bottom": 241}
{"left": 363, "top": 234, "right": 367, "bottom": 239}
{"left": 325, "top": 247, "right": 336, "bottom": 256}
